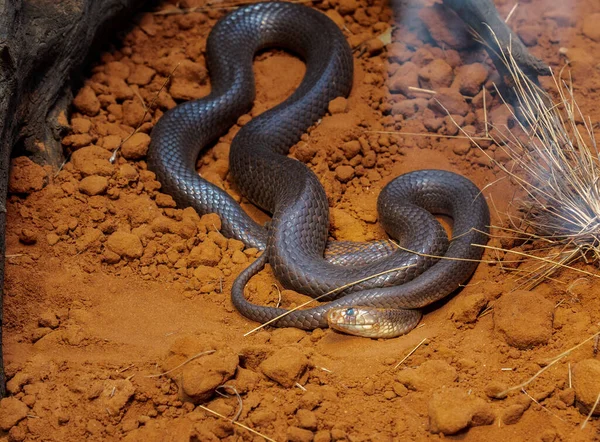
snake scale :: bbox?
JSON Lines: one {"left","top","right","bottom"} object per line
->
{"left": 147, "top": 1, "right": 490, "bottom": 338}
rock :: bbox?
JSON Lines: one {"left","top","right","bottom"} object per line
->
{"left": 337, "top": 0, "right": 357, "bottom": 15}
{"left": 8, "top": 156, "right": 46, "bottom": 194}
{"left": 79, "top": 175, "right": 109, "bottom": 196}
{"left": 71, "top": 117, "right": 92, "bottom": 134}
{"left": 128, "top": 64, "right": 156, "bottom": 85}
{"left": 107, "top": 231, "right": 144, "bottom": 259}
{"left": 6, "top": 372, "right": 32, "bottom": 395}
{"left": 419, "top": 4, "right": 473, "bottom": 50}
{"left": 101, "top": 379, "right": 135, "bottom": 415}
{"left": 287, "top": 426, "right": 314, "bottom": 442}
{"left": 396, "top": 360, "right": 457, "bottom": 391}
{"left": 340, "top": 140, "right": 361, "bottom": 160}
{"left": 73, "top": 85, "right": 101, "bottom": 116}
{"left": 573, "top": 359, "right": 600, "bottom": 414}
{"left": 449, "top": 292, "right": 487, "bottom": 324}
{"left": 231, "top": 250, "right": 247, "bottom": 264}
{"left": 364, "top": 38, "right": 384, "bottom": 56}
{"left": 19, "top": 228, "right": 37, "bottom": 245}
{"left": 418, "top": 59, "right": 453, "bottom": 89}
{"left": 582, "top": 13, "right": 600, "bottom": 42}
{"left": 62, "top": 133, "right": 94, "bottom": 149}
{"left": 180, "top": 351, "right": 239, "bottom": 402}
{"left": 502, "top": 402, "right": 530, "bottom": 425}
{"left": 121, "top": 132, "right": 151, "bottom": 160}
{"left": 260, "top": 347, "right": 309, "bottom": 388}
{"left": 493, "top": 290, "right": 553, "bottom": 349}
{"left": 193, "top": 266, "right": 224, "bottom": 293}
{"left": 75, "top": 228, "right": 103, "bottom": 253}
{"left": 454, "top": 63, "right": 488, "bottom": 96}
{"left": 0, "top": 397, "right": 28, "bottom": 431}
{"left": 296, "top": 409, "right": 318, "bottom": 431}
{"left": 388, "top": 62, "right": 419, "bottom": 97}
{"left": 428, "top": 388, "right": 494, "bottom": 435}
{"left": 328, "top": 97, "right": 348, "bottom": 114}
{"left": 71, "top": 145, "right": 113, "bottom": 177}
{"left": 117, "top": 163, "right": 139, "bottom": 182}
{"left": 155, "top": 193, "right": 177, "bottom": 208}
{"left": 38, "top": 311, "right": 60, "bottom": 329}
{"left": 105, "top": 61, "right": 130, "bottom": 79}
{"left": 334, "top": 165, "right": 354, "bottom": 183}
{"left": 429, "top": 88, "right": 469, "bottom": 116}
{"left": 122, "top": 100, "right": 145, "bottom": 127}
{"left": 188, "top": 240, "right": 222, "bottom": 267}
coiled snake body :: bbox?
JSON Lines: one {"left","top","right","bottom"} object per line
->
{"left": 148, "top": 1, "right": 490, "bottom": 338}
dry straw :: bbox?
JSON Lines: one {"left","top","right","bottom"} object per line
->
{"left": 460, "top": 27, "right": 600, "bottom": 289}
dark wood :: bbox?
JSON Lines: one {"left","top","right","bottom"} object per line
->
{"left": 0, "top": 0, "right": 143, "bottom": 397}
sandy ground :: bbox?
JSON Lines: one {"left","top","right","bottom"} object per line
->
{"left": 3, "top": 0, "right": 600, "bottom": 440}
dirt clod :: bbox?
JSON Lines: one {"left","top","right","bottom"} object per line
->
{"left": 493, "top": 290, "right": 554, "bottom": 349}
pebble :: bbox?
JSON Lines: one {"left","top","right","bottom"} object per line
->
{"left": 121, "top": 132, "right": 151, "bottom": 160}
{"left": 418, "top": 59, "right": 453, "bottom": 89}
{"left": 428, "top": 388, "right": 495, "bottom": 435}
{"left": 188, "top": 240, "right": 222, "bottom": 267}
{"left": 79, "top": 175, "right": 109, "bottom": 196}
{"left": 396, "top": 360, "right": 457, "bottom": 391}
{"left": 8, "top": 157, "right": 46, "bottom": 194}
{"left": 454, "top": 63, "right": 488, "bottom": 96}
{"left": 572, "top": 359, "right": 600, "bottom": 414}
{"left": 71, "top": 117, "right": 92, "bottom": 134}
{"left": 73, "top": 85, "right": 100, "bottom": 116}
{"left": 296, "top": 409, "right": 318, "bottom": 431}
{"left": 122, "top": 100, "right": 145, "bottom": 127}
{"left": 0, "top": 397, "right": 28, "bottom": 431}
{"left": 260, "top": 347, "right": 309, "bottom": 388}
{"left": 328, "top": 97, "right": 348, "bottom": 114}
{"left": 429, "top": 88, "right": 469, "bottom": 116}
{"left": 502, "top": 399, "right": 530, "bottom": 425}
{"left": 71, "top": 145, "right": 113, "bottom": 177}
{"left": 493, "top": 290, "right": 553, "bottom": 349}
{"left": 128, "top": 64, "right": 156, "bottom": 85}
{"left": 334, "top": 165, "right": 354, "bottom": 183}
{"left": 38, "top": 311, "right": 60, "bottom": 329}
{"left": 287, "top": 426, "right": 314, "bottom": 442}
{"left": 449, "top": 291, "right": 487, "bottom": 324}
{"left": 180, "top": 351, "right": 239, "bottom": 402}
{"left": 19, "top": 228, "right": 37, "bottom": 245}
{"left": 106, "top": 231, "right": 144, "bottom": 259}
{"left": 337, "top": 0, "right": 357, "bottom": 15}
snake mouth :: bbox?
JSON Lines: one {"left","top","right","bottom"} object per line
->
{"left": 326, "top": 307, "right": 382, "bottom": 337}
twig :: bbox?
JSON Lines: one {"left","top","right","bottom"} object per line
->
{"left": 145, "top": 350, "right": 215, "bottom": 378}
{"left": 581, "top": 391, "right": 600, "bottom": 429}
{"left": 198, "top": 405, "right": 276, "bottom": 442}
{"left": 394, "top": 338, "right": 427, "bottom": 369}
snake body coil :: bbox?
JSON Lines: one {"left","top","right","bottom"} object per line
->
{"left": 148, "top": 2, "right": 490, "bottom": 338}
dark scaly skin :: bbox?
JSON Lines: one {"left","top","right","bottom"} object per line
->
{"left": 147, "top": 2, "right": 490, "bottom": 335}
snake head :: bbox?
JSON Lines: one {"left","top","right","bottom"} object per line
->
{"left": 326, "top": 307, "right": 422, "bottom": 338}
{"left": 326, "top": 307, "right": 382, "bottom": 338}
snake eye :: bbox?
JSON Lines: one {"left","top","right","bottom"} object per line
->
{"left": 345, "top": 308, "right": 355, "bottom": 317}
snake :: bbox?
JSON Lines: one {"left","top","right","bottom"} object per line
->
{"left": 147, "top": 1, "right": 490, "bottom": 338}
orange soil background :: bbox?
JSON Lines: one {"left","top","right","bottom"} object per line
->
{"left": 3, "top": 0, "right": 600, "bottom": 440}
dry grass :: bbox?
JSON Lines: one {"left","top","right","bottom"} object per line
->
{"left": 457, "top": 28, "right": 600, "bottom": 289}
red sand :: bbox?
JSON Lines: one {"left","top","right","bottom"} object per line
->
{"left": 3, "top": 0, "right": 600, "bottom": 440}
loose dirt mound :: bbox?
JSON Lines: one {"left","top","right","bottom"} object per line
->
{"left": 4, "top": 0, "right": 600, "bottom": 440}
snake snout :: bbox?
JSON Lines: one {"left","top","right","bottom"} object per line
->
{"left": 327, "top": 307, "right": 381, "bottom": 336}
